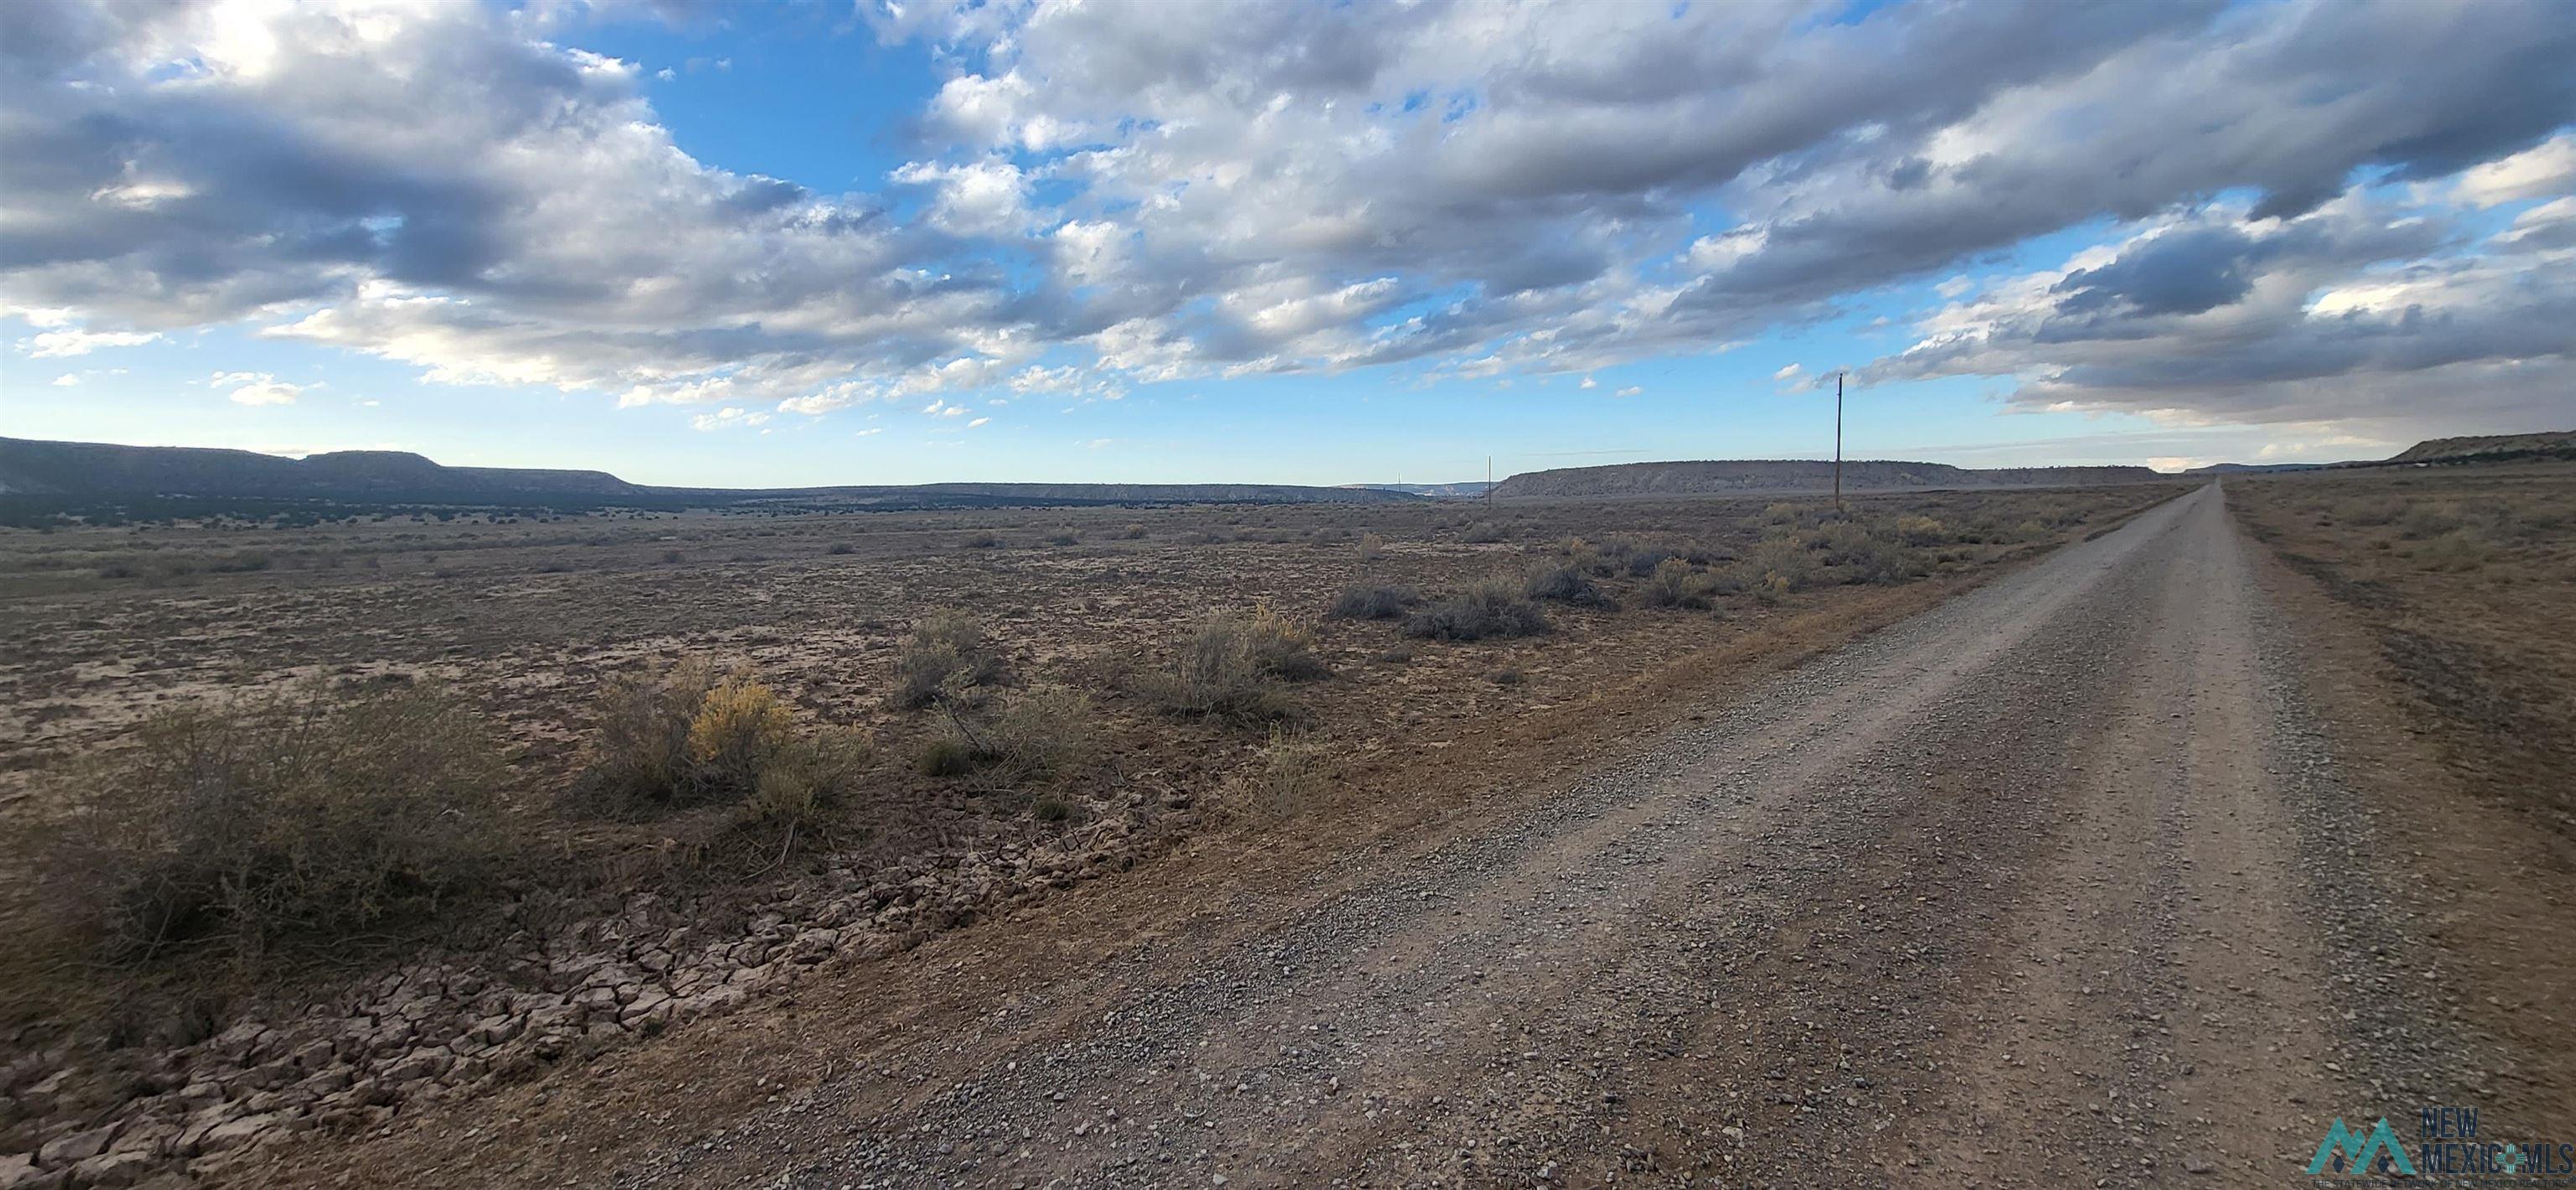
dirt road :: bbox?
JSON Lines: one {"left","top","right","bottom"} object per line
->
{"left": 305, "top": 483, "right": 2466, "bottom": 1188}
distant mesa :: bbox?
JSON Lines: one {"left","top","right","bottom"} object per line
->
{"left": 1488, "top": 459, "right": 2161, "bottom": 498}
{"left": 1343, "top": 481, "right": 1496, "bottom": 499}
{"left": 2184, "top": 431, "right": 2576, "bottom": 474}
{"left": 2386, "top": 431, "right": 2576, "bottom": 465}
{"left": 0, "top": 439, "right": 641, "bottom": 501}
{"left": 2179, "top": 461, "right": 2334, "bottom": 474}
{"left": 0, "top": 437, "right": 1418, "bottom": 508}
{"left": 1493, "top": 433, "right": 2576, "bottom": 497}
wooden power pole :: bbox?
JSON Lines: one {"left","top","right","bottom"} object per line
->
{"left": 1833, "top": 371, "right": 1846, "bottom": 513}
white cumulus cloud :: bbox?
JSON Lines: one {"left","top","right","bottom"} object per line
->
{"left": 211, "top": 372, "right": 307, "bottom": 406}
{"left": 689, "top": 407, "right": 772, "bottom": 431}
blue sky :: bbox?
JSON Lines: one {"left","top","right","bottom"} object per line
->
{"left": 4, "top": 0, "right": 2571, "bottom": 486}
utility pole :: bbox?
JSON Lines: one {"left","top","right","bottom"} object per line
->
{"left": 1833, "top": 371, "right": 1846, "bottom": 514}
{"left": 1485, "top": 456, "right": 1493, "bottom": 508}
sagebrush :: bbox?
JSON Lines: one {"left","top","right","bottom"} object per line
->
{"left": 890, "top": 608, "right": 1006, "bottom": 709}
{"left": 927, "top": 683, "right": 1098, "bottom": 784}
{"left": 1150, "top": 608, "right": 1322, "bottom": 722}
{"left": 1405, "top": 576, "right": 1551, "bottom": 641}
{"left": 48, "top": 680, "right": 509, "bottom": 963}
{"left": 1329, "top": 582, "right": 1420, "bottom": 620}
{"left": 575, "top": 660, "right": 863, "bottom": 827}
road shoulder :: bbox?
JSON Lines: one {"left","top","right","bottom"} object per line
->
{"left": 2240, "top": 507, "right": 2576, "bottom": 1131}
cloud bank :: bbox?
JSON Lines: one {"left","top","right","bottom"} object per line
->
{"left": 3, "top": 0, "right": 2570, "bottom": 438}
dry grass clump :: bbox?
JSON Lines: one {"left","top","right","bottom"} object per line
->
{"left": 1461, "top": 522, "right": 1506, "bottom": 544}
{"left": 1734, "top": 538, "right": 1815, "bottom": 604}
{"left": 1941, "top": 514, "right": 2047, "bottom": 544}
{"left": 2409, "top": 528, "right": 2496, "bottom": 572}
{"left": 1760, "top": 501, "right": 1810, "bottom": 527}
{"left": 1623, "top": 545, "right": 1689, "bottom": 577}
{"left": 1241, "top": 608, "right": 1329, "bottom": 680}
{"left": 1638, "top": 558, "right": 1723, "bottom": 609}
{"left": 1711, "top": 515, "right": 1931, "bottom": 601}
{"left": 1328, "top": 582, "right": 1421, "bottom": 620}
{"left": 569, "top": 658, "right": 716, "bottom": 809}
{"left": 574, "top": 661, "right": 868, "bottom": 829}
{"left": 687, "top": 673, "right": 795, "bottom": 791}
{"left": 1814, "top": 521, "right": 1924, "bottom": 585}
{"left": 916, "top": 735, "right": 978, "bottom": 777}
{"left": 1523, "top": 561, "right": 1613, "bottom": 607}
{"left": 2296, "top": 488, "right": 2542, "bottom": 572}
{"left": 1150, "top": 608, "right": 1322, "bottom": 723}
{"left": 735, "top": 728, "right": 875, "bottom": 851}
{"left": 1888, "top": 514, "right": 1950, "bottom": 547}
{"left": 1356, "top": 532, "right": 1386, "bottom": 565}
{"left": 989, "top": 686, "right": 1099, "bottom": 779}
{"left": 889, "top": 609, "right": 1006, "bottom": 709}
{"left": 1404, "top": 575, "right": 1552, "bottom": 641}
{"left": 1590, "top": 538, "right": 1645, "bottom": 576}
{"left": 1554, "top": 536, "right": 1603, "bottom": 576}
{"left": 1235, "top": 727, "right": 1329, "bottom": 824}
{"left": 2336, "top": 496, "right": 2407, "bottom": 526}
{"left": 922, "top": 684, "right": 1099, "bottom": 785}
{"left": 2397, "top": 503, "right": 2461, "bottom": 540}
{"left": 45, "top": 680, "right": 508, "bottom": 963}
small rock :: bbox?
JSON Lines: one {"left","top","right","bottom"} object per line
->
{"left": 38, "top": 1124, "right": 117, "bottom": 1167}
{"left": 0, "top": 1153, "right": 55, "bottom": 1190}
{"left": 468, "top": 1014, "right": 522, "bottom": 1047}
{"left": 70, "top": 1150, "right": 156, "bottom": 1188}
{"left": 196, "top": 1112, "right": 287, "bottom": 1155}
{"left": 619, "top": 989, "right": 673, "bottom": 1026}
{"left": 174, "top": 1080, "right": 226, "bottom": 1109}
{"left": 676, "top": 985, "right": 749, "bottom": 1022}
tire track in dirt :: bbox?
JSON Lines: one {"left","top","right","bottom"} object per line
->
{"left": 1905, "top": 486, "right": 2350, "bottom": 1188}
